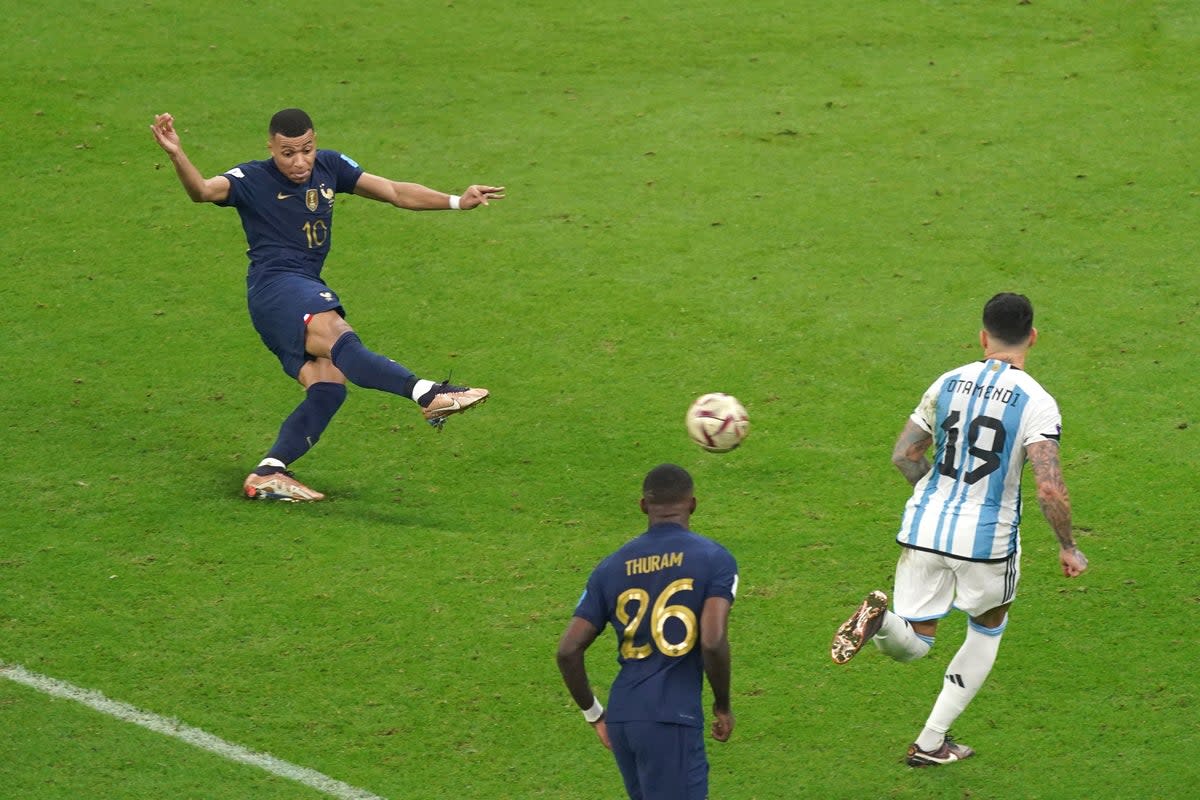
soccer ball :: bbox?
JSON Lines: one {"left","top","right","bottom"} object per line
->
{"left": 686, "top": 393, "right": 749, "bottom": 453}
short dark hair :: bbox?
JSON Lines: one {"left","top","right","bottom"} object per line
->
{"left": 642, "top": 464, "right": 694, "bottom": 504}
{"left": 269, "top": 108, "right": 314, "bottom": 138}
{"left": 982, "top": 292, "right": 1034, "bottom": 345}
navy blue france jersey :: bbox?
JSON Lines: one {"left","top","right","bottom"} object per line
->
{"left": 216, "top": 150, "right": 364, "bottom": 291}
{"left": 574, "top": 522, "right": 738, "bottom": 728}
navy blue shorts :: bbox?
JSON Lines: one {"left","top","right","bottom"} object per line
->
{"left": 247, "top": 273, "right": 344, "bottom": 379}
{"left": 608, "top": 721, "right": 708, "bottom": 800}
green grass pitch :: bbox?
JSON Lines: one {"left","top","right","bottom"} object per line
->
{"left": 4, "top": 1, "right": 1198, "bottom": 798}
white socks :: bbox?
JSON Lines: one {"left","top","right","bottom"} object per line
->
{"left": 873, "top": 611, "right": 932, "bottom": 663}
{"left": 411, "top": 379, "right": 436, "bottom": 403}
{"left": 915, "top": 618, "right": 1006, "bottom": 751}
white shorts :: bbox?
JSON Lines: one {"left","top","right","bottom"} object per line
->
{"left": 892, "top": 546, "right": 1020, "bottom": 621}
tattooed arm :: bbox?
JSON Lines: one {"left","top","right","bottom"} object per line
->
{"left": 1027, "top": 439, "right": 1089, "bottom": 577}
{"left": 891, "top": 419, "right": 933, "bottom": 487}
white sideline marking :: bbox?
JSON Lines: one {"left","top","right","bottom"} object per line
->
{"left": 0, "top": 662, "right": 386, "bottom": 800}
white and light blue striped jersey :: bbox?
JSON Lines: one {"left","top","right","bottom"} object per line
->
{"left": 896, "top": 359, "right": 1061, "bottom": 562}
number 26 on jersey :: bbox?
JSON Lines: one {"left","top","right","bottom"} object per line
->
{"left": 616, "top": 579, "right": 698, "bottom": 659}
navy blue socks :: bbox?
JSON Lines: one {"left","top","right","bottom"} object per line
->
{"left": 330, "top": 331, "right": 418, "bottom": 398}
{"left": 259, "top": 381, "right": 348, "bottom": 470}
{"left": 255, "top": 332, "right": 421, "bottom": 475}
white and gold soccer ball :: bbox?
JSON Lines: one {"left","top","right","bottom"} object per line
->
{"left": 686, "top": 393, "right": 749, "bottom": 453}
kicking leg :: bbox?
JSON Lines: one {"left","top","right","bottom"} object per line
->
{"left": 307, "top": 310, "right": 488, "bottom": 429}
{"left": 832, "top": 591, "right": 935, "bottom": 664}
{"left": 873, "top": 614, "right": 935, "bottom": 663}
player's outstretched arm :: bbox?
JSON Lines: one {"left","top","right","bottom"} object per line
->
{"left": 150, "top": 113, "right": 230, "bottom": 203}
{"left": 700, "top": 596, "right": 734, "bottom": 742}
{"left": 892, "top": 419, "right": 933, "bottom": 487}
{"left": 556, "top": 617, "right": 611, "bottom": 750}
{"left": 353, "top": 172, "right": 504, "bottom": 210}
{"left": 1027, "top": 439, "right": 1088, "bottom": 577}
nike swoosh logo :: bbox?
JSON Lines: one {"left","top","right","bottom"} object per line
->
{"left": 276, "top": 192, "right": 291, "bottom": 200}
